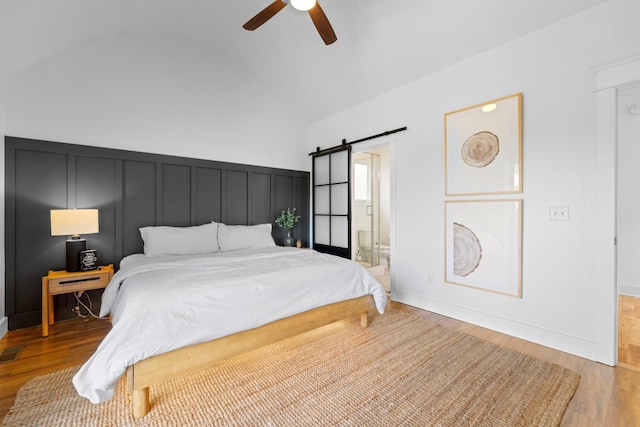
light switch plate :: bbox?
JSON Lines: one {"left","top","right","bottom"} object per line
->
{"left": 550, "top": 206, "right": 569, "bottom": 221}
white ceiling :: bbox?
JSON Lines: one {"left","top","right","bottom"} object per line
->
{"left": 0, "top": 0, "right": 606, "bottom": 122}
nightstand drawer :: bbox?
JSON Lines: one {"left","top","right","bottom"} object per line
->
{"left": 47, "top": 269, "right": 112, "bottom": 295}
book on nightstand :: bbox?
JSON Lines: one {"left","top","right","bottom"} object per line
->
{"left": 79, "top": 249, "right": 98, "bottom": 271}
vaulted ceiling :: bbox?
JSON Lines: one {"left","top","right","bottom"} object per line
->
{"left": 0, "top": 0, "right": 606, "bottom": 121}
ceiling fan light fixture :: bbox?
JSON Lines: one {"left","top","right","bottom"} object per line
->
{"left": 290, "top": 0, "right": 316, "bottom": 11}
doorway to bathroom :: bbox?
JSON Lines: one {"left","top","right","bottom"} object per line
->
{"left": 352, "top": 146, "right": 391, "bottom": 293}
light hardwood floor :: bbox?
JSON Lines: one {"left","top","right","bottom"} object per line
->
{"left": 0, "top": 315, "right": 112, "bottom": 421}
{"left": 618, "top": 294, "right": 640, "bottom": 372}
{"left": 1, "top": 302, "right": 639, "bottom": 425}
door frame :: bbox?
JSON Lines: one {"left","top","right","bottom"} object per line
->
{"left": 351, "top": 136, "right": 398, "bottom": 293}
{"left": 594, "top": 54, "right": 640, "bottom": 365}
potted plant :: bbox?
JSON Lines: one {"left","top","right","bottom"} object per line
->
{"left": 275, "top": 208, "right": 301, "bottom": 247}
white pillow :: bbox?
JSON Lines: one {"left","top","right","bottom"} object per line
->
{"left": 217, "top": 223, "right": 275, "bottom": 252}
{"left": 140, "top": 223, "right": 220, "bottom": 257}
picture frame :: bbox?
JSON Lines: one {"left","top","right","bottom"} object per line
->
{"left": 445, "top": 93, "right": 523, "bottom": 196}
{"left": 445, "top": 199, "right": 522, "bottom": 297}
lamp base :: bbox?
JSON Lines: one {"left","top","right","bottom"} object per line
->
{"left": 66, "top": 239, "right": 86, "bottom": 272}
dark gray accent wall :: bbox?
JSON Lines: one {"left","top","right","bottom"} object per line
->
{"left": 5, "top": 136, "right": 310, "bottom": 330}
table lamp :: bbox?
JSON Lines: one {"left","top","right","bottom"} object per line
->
{"left": 50, "top": 209, "right": 99, "bottom": 272}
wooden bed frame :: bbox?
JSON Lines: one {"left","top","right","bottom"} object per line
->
{"left": 125, "top": 294, "right": 377, "bottom": 418}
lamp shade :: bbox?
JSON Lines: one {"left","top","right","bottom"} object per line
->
{"left": 50, "top": 209, "right": 99, "bottom": 237}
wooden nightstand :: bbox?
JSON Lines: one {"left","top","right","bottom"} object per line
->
{"left": 41, "top": 264, "right": 114, "bottom": 337}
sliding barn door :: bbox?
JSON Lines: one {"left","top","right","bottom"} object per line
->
{"left": 312, "top": 147, "right": 351, "bottom": 259}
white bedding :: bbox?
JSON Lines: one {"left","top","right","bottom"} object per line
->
{"left": 73, "top": 247, "right": 387, "bottom": 404}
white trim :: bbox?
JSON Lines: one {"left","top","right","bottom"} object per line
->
{"left": 1, "top": 78, "right": 6, "bottom": 334}
{"left": 594, "top": 53, "right": 640, "bottom": 91}
{"left": 594, "top": 87, "right": 617, "bottom": 365}
{"left": 0, "top": 317, "right": 7, "bottom": 341}
{"left": 594, "top": 54, "right": 640, "bottom": 365}
{"left": 618, "top": 282, "right": 640, "bottom": 297}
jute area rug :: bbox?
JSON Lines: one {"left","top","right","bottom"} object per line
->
{"left": 2, "top": 309, "right": 579, "bottom": 426}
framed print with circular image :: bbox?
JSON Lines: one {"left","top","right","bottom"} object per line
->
{"left": 445, "top": 93, "right": 522, "bottom": 196}
{"left": 444, "top": 199, "right": 522, "bottom": 298}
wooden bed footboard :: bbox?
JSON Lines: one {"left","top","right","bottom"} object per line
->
{"left": 126, "top": 294, "right": 377, "bottom": 418}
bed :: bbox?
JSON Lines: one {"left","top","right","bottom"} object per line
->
{"left": 72, "top": 222, "right": 388, "bottom": 418}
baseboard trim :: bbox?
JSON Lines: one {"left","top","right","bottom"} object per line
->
{"left": 391, "top": 289, "right": 605, "bottom": 364}
{"left": 618, "top": 282, "right": 640, "bottom": 297}
{"left": 0, "top": 316, "right": 8, "bottom": 341}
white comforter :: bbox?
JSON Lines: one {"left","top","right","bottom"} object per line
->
{"left": 73, "top": 247, "right": 387, "bottom": 404}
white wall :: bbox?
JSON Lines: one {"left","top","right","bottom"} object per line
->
{"left": 0, "top": 74, "right": 6, "bottom": 338}
{"left": 1, "top": 34, "right": 311, "bottom": 339}
{"left": 309, "top": 0, "right": 640, "bottom": 363}
{"left": 617, "top": 83, "right": 640, "bottom": 296}
{"left": 5, "top": 35, "right": 309, "bottom": 171}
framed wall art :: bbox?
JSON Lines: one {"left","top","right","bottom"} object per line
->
{"left": 445, "top": 199, "right": 522, "bottom": 297}
{"left": 445, "top": 93, "right": 523, "bottom": 196}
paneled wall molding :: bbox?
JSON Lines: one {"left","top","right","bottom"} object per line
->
{"left": 5, "top": 136, "right": 309, "bottom": 330}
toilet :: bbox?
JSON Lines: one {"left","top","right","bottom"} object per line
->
{"left": 357, "top": 229, "right": 390, "bottom": 268}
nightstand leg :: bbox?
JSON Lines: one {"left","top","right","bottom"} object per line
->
{"left": 41, "top": 278, "right": 48, "bottom": 337}
{"left": 48, "top": 295, "right": 54, "bottom": 325}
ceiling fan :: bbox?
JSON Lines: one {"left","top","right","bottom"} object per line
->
{"left": 243, "top": 0, "right": 337, "bottom": 45}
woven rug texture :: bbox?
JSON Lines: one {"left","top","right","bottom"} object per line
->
{"left": 2, "top": 309, "right": 580, "bottom": 426}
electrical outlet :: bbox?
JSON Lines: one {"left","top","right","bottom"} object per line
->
{"left": 549, "top": 206, "right": 569, "bottom": 221}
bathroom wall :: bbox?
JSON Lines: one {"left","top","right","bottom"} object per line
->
{"left": 378, "top": 146, "right": 391, "bottom": 247}
{"left": 352, "top": 146, "right": 391, "bottom": 265}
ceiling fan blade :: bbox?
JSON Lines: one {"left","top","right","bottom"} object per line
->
{"left": 243, "top": 1, "right": 287, "bottom": 31}
{"left": 308, "top": 2, "right": 337, "bottom": 45}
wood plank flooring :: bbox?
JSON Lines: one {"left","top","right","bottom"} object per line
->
{"left": 618, "top": 294, "right": 640, "bottom": 372}
{"left": 1, "top": 302, "right": 639, "bottom": 425}
{"left": 0, "top": 316, "right": 111, "bottom": 421}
